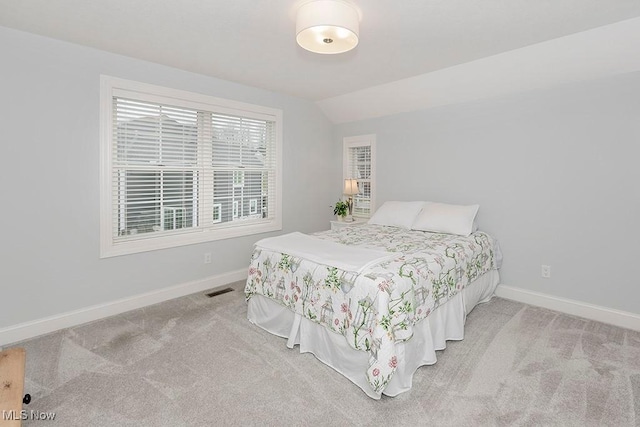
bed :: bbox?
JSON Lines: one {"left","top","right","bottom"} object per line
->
{"left": 244, "top": 202, "right": 501, "bottom": 399}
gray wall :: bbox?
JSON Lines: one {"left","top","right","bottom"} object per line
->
{"left": 3, "top": 23, "right": 638, "bottom": 330}
{"left": 334, "top": 71, "right": 640, "bottom": 315}
{"left": 0, "top": 26, "right": 338, "bottom": 328}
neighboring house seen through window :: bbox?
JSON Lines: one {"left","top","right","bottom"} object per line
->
{"left": 100, "top": 76, "right": 282, "bottom": 257}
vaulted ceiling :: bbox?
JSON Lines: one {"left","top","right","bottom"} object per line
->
{"left": 1, "top": 0, "right": 640, "bottom": 121}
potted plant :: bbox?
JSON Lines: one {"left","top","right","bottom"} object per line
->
{"left": 333, "top": 200, "right": 349, "bottom": 221}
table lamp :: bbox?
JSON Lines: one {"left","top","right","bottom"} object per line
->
{"left": 343, "top": 179, "right": 359, "bottom": 222}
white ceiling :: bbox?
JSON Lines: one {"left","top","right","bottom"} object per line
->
{"left": 319, "top": 17, "right": 640, "bottom": 123}
{"left": 1, "top": 0, "right": 640, "bottom": 113}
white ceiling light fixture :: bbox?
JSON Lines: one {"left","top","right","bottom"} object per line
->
{"left": 296, "top": 0, "right": 360, "bottom": 54}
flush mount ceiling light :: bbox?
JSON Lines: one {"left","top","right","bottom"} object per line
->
{"left": 296, "top": 0, "right": 360, "bottom": 54}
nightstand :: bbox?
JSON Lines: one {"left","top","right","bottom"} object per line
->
{"left": 330, "top": 219, "right": 366, "bottom": 231}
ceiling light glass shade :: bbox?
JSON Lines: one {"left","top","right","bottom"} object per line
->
{"left": 296, "top": 0, "right": 359, "bottom": 54}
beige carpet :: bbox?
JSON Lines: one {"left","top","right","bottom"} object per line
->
{"left": 7, "top": 281, "right": 640, "bottom": 426}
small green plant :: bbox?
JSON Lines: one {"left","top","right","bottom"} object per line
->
{"left": 333, "top": 200, "right": 349, "bottom": 217}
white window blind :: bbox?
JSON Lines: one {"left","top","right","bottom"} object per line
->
{"left": 344, "top": 135, "right": 376, "bottom": 218}
{"left": 100, "top": 76, "right": 282, "bottom": 257}
{"left": 113, "top": 99, "right": 199, "bottom": 238}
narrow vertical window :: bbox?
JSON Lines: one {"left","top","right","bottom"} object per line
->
{"left": 343, "top": 135, "right": 376, "bottom": 219}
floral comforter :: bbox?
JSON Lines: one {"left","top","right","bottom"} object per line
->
{"left": 245, "top": 224, "right": 497, "bottom": 393}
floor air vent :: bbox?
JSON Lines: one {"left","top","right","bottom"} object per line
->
{"left": 205, "top": 287, "right": 234, "bottom": 298}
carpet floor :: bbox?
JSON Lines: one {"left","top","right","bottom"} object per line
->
{"left": 6, "top": 281, "right": 640, "bottom": 426}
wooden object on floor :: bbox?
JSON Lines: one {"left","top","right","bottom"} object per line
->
{"left": 0, "top": 348, "right": 26, "bottom": 427}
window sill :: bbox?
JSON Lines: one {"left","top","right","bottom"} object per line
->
{"left": 100, "top": 219, "right": 281, "bottom": 258}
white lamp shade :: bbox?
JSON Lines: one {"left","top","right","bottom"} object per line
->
{"left": 344, "top": 178, "right": 359, "bottom": 195}
{"left": 296, "top": 0, "right": 359, "bottom": 54}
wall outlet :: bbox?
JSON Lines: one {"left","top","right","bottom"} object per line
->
{"left": 204, "top": 253, "right": 212, "bottom": 264}
{"left": 541, "top": 264, "right": 551, "bottom": 278}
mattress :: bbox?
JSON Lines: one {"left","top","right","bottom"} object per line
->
{"left": 245, "top": 224, "right": 500, "bottom": 398}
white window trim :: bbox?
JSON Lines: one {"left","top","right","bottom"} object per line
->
{"left": 99, "top": 75, "right": 282, "bottom": 258}
{"left": 343, "top": 134, "right": 376, "bottom": 219}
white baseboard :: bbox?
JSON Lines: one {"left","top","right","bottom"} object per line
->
{"left": 495, "top": 284, "right": 640, "bottom": 332}
{"left": 0, "top": 269, "right": 248, "bottom": 347}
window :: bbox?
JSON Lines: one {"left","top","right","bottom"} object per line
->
{"left": 100, "top": 76, "right": 282, "bottom": 257}
{"left": 212, "top": 204, "right": 222, "bottom": 224}
{"left": 232, "top": 171, "right": 244, "bottom": 187}
{"left": 163, "top": 206, "right": 187, "bottom": 231}
{"left": 232, "top": 200, "right": 239, "bottom": 219}
{"left": 343, "top": 134, "right": 376, "bottom": 218}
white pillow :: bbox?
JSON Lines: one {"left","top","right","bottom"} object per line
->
{"left": 411, "top": 202, "right": 480, "bottom": 236}
{"left": 368, "top": 201, "right": 426, "bottom": 229}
